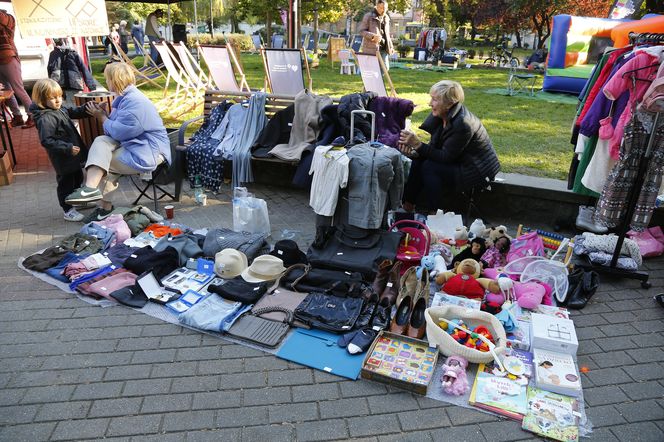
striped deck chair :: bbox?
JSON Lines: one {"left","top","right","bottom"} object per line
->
{"left": 153, "top": 41, "right": 203, "bottom": 116}
{"left": 170, "top": 42, "right": 209, "bottom": 91}
{"left": 197, "top": 43, "right": 249, "bottom": 92}
{"left": 110, "top": 40, "right": 164, "bottom": 88}
{"left": 133, "top": 36, "right": 164, "bottom": 74}
{"left": 353, "top": 51, "right": 397, "bottom": 97}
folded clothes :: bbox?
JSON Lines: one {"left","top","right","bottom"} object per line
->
{"left": 588, "top": 251, "right": 638, "bottom": 271}
{"left": 144, "top": 224, "right": 184, "bottom": 238}
{"left": 87, "top": 271, "right": 138, "bottom": 300}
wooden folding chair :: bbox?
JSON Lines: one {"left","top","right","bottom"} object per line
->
{"left": 110, "top": 40, "right": 164, "bottom": 88}
{"left": 134, "top": 36, "right": 164, "bottom": 73}
{"left": 153, "top": 41, "right": 203, "bottom": 117}
{"left": 261, "top": 47, "right": 312, "bottom": 96}
{"left": 170, "top": 42, "right": 209, "bottom": 91}
{"left": 197, "top": 43, "right": 250, "bottom": 92}
{"left": 353, "top": 51, "right": 397, "bottom": 97}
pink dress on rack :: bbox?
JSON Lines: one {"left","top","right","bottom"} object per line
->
{"left": 602, "top": 48, "right": 664, "bottom": 159}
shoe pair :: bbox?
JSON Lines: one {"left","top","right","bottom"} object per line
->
{"left": 576, "top": 205, "right": 608, "bottom": 234}
{"left": 396, "top": 266, "right": 430, "bottom": 310}
{"left": 389, "top": 294, "right": 427, "bottom": 339}
{"left": 82, "top": 206, "right": 114, "bottom": 223}
{"left": 355, "top": 291, "right": 392, "bottom": 330}
{"left": 63, "top": 208, "right": 84, "bottom": 222}
{"left": 370, "top": 259, "right": 402, "bottom": 306}
{"left": 65, "top": 186, "right": 103, "bottom": 204}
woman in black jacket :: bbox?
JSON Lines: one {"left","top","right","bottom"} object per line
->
{"left": 398, "top": 80, "right": 500, "bottom": 212}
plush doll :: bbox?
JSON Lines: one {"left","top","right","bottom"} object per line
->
{"left": 441, "top": 355, "right": 470, "bottom": 396}
{"left": 416, "top": 253, "right": 437, "bottom": 279}
{"left": 431, "top": 254, "right": 447, "bottom": 278}
{"left": 454, "top": 226, "right": 469, "bottom": 246}
{"left": 451, "top": 238, "right": 487, "bottom": 269}
{"left": 481, "top": 236, "right": 511, "bottom": 269}
{"left": 435, "top": 259, "right": 501, "bottom": 299}
{"left": 486, "top": 225, "right": 511, "bottom": 247}
{"left": 469, "top": 219, "right": 486, "bottom": 239}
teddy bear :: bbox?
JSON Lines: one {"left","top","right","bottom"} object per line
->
{"left": 486, "top": 225, "right": 511, "bottom": 247}
{"left": 434, "top": 258, "right": 501, "bottom": 299}
{"left": 416, "top": 253, "right": 436, "bottom": 280}
{"left": 454, "top": 226, "right": 469, "bottom": 246}
{"left": 468, "top": 219, "right": 486, "bottom": 240}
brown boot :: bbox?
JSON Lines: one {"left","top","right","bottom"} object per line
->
{"left": 371, "top": 259, "right": 392, "bottom": 298}
{"left": 379, "top": 261, "right": 402, "bottom": 306}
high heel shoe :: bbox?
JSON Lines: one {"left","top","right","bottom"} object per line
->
{"left": 389, "top": 295, "right": 412, "bottom": 335}
{"left": 405, "top": 296, "right": 427, "bottom": 339}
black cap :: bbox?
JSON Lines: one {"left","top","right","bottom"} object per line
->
{"left": 269, "top": 240, "right": 308, "bottom": 267}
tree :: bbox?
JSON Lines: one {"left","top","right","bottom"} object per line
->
{"left": 645, "top": 0, "right": 664, "bottom": 13}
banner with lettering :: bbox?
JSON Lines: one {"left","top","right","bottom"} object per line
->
{"left": 11, "top": 0, "right": 109, "bottom": 37}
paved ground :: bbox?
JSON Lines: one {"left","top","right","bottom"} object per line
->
{"left": 1, "top": 126, "right": 663, "bottom": 442}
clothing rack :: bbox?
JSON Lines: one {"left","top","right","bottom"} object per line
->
{"left": 575, "top": 32, "right": 663, "bottom": 288}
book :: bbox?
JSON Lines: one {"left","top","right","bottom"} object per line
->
{"left": 468, "top": 349, "right": 533, "bottom": 420}
{"left": 521, "top": 387, "right": 580, "bottom": 441}
{"left": 506, "top": 319, "right": 531, "bottom": 351}
{"left": 533, "top": 348, "right": 581, "bottom": 397}
{"left": 516, "top": 304, "right": 570, "bottom": 322}
{"left": 431, "top": 292, "right": 481, "bottom": 310}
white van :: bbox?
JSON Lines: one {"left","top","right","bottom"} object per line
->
{"left": 0, "top": 1, "right": 51, "bottom": 89}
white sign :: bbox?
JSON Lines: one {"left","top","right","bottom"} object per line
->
{"left": 11, "top": 0, "right": 109, "bottom": 38}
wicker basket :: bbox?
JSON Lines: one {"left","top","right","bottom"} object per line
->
{"left": 425, "top": 305, "right": 507, "bottom": 364}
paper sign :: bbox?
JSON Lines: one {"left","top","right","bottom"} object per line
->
{"left": 12, "top": 0, "right": 109, "bottom": 38}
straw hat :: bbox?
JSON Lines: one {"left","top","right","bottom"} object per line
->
{"left": 241, "top": 255, "right": 286, "bottom": 283}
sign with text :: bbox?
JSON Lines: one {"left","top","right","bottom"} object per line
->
{"left": 11, "top": 0, "right": 109, "bottom": 38}
{"left": 264, "top": 49, "right": 305, "bottom": 96}
{"left": 355, "top": 52, "right": 387, "bottom": 97}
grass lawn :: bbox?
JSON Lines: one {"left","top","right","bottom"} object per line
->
{"left": 90, "top": 52, "right": 577, "bottom": 179}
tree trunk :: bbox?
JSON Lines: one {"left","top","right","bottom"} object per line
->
{"left": 210, "top": 0, "right": 215, "bottom": 38}
{"left": 266, "top": 9, "right": 272, "bottom": 48}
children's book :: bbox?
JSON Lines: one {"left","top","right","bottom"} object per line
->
{"left": 516, "top": 304, "right": 570, "bottom": 322}
{"left": 468, "top": 349, "right": 533, "bottom": 420}
{"left": 521, "top": 387, "right": 580, "bottom": 441}
{"left": 533, "top": 348, "right": 581, "bottom": 397}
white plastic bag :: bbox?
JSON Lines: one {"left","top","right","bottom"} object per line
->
{"left": 426, "top": 210, "right": 463, "bottom": 239}
{"left": 232, "top": 187, "right": 271, "bottom": 235}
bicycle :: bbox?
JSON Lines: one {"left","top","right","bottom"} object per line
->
{"left": 484, "top": 45, "right": 520, "bottom": 68}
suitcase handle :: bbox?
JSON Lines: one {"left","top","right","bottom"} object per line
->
{"left": 350, "top": 109, "right": 375, "bottom": 142}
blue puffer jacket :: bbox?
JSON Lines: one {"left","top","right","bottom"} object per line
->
{"left": 103, "top": 85, "right": 170, "bottom": 173}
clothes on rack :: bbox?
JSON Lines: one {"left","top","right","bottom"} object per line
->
{"left": 252, "top": 104, "right": 295, "bottom": 158}
{"left": 417, "top": 29, "right": 447, "bottom": 51}
{"left": 368, "top": 96, "right": 414, "bottom": 148}
{"left": 233, "top": 92, "right": 268, "bottom": 186}
{"left": 308, "top": 145, "right": 349, "bottom": 216}
{"left": 270, "top": 90, "right": 333, "bottom": 161}
{"left": 337, "top": 92, "right": 376, "bottom": 142}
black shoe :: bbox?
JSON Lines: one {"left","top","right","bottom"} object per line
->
{"left": 371, "top": 297, "right": 392, "bottom": 330}
{"left": 82, "top": 206, "right": 114, "bottom": 223}
{"left": 347, "top": 328, "right": 378, "bottom": 354}
{"left": 355, "top": 292, "right": 379, "bottom": 330}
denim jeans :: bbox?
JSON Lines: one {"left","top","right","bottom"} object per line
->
{"left": 178, "top": 295, "right": 250, "bottom": 332}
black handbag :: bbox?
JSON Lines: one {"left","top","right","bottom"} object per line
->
{"left": 280, "top": 263, "right": 365, "bottom": 297}
{"left": 564, "top": 268, "right": 600, "bottom": 309}
{"left": 306, "top": 225, "right": 402, "bottom": 278}
{"left": 294, "top": 292, "right": 364, "bottom": 333}
{"left": 207, "top": 278, "right": 269, "bottom": 304}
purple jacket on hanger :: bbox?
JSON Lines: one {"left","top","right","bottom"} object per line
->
{"left": 579, "top": 53, "right": 634, "bottom": 138}
{"left": 368, "top": 97, "right": 414, "bottom": 147}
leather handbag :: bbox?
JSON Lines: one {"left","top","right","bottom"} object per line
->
{"left": 227, "top": 307, "right": 292, "bottom": 347}
{"left": 306, "top": 225, "right": 402, "bottom": 278}
{"left": 207, "top": 278, "right": 269, "bottom": 304}
{"left": 294, "top": 292, "right": 364, "bottom": 333}
{"left": 280, "top": 263, "right": 365, "bottom": 297}
{"left": 252, "top": 282, "right": 309, "bottom": 328}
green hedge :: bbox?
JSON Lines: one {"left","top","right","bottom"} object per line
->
{"left": 187, "top": 33, "right": 254, "bottom": 51}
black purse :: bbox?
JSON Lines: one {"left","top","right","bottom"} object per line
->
{"left": 294, "top": 292, "right": 364, "bottom": 333}
{"left": 207, "top": 278, "right": 269, "bottom": 304}
{"left": 280, "top": 263, "right": 365, "bottom": 297}
{"left": 307, "top": 225, "right": 402, "bottom": 278}
{"left": 564, "top": 268, "right": 600, "bottom": 310}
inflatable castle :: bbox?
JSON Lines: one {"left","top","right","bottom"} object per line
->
{"left": 543, "top": 14, "right": 664, "bottom": 94}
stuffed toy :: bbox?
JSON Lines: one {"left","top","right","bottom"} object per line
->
{"left": 441, "top": 355, "right": 470, "bottom": 396}
{"left": 487, "top": 225, "right": 511, "bottom": 247}
{"left": 435, "top": 259, "right": 501, "bottom": 299}
{"left": 454, "top": 226, "right": 469, "bottom": 246}
{"left": 431, "top": 254, "right": 447, "bottom": 278}
{"left": 469, "top": 219, "right": 486, "bottom": 240}
{"left": 481, "top": 236, "right": 511, "bottom": 269}
{"left": 416, "top": 253, "right": 436, "bottom": 279}
{"left": 451, "top": 238, "right": 487, "bottom": 269}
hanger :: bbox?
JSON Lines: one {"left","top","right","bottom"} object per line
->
{"left": 621, "top": 62, "right": 661, "bottom": 82}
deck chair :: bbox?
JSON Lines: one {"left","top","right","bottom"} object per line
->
{"left": 110, "top": 40, "right": 164, "bottom": 88}
{"left": 353, "top": 51, "right": 396, "bottom": 97}
{"left": 507, "top": 65, "right": 538, "bottom": 97}
{"left": 153, "top": 41, "right": 204, "bottom": 116}
{"left": 251, "top": 35, "right": 262, "bottom": 53}
{"left": 134, "top": 36, "right": 163, "bottom": 72}
{"left": 170, "top": 42, "right": 209, "bottom": 90}
{"left": 197, "top": 43, "right": 250, "bottom": 92}
{"left": 261, "top": 48, "right": 312, "bottom": 96}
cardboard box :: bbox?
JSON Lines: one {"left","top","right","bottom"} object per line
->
{"left": 0, "top": 152, "right": 14, "bottom": 186}
{"left": 530, "top": 313, "right": 578, "bottom": 356}
{"left": 361, "top": 331, "right": 438, "bottom": 395}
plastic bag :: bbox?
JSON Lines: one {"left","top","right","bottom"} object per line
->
{"left": 232, "top": 187, "right": 271, "bottom": 235}
{"left": 426, "top": 210, "right": 463, "bottom": 239}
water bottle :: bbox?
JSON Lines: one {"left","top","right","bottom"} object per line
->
{"left": 193, "top": 175, "right": 203, "bottom": 204}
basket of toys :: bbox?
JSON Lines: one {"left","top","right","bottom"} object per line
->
{"left": 424, "top": 305, "right": 508, "bottom": 364}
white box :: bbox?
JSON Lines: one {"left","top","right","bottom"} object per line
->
{"left": 530, "top": 313, "right": 578, "bottom": 356}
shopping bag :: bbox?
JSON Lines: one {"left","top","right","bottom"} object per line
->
{"left": 426, "top": 210, "right": 463, "bottom": 239}
{"left": 232, "top": 188, "right": 271, "bottom": 235}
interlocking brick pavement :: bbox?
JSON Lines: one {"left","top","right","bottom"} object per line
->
{"left": 0, "top": 125, "right": 663, "bottom": 441}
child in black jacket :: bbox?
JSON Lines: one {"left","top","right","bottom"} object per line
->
{"left": 30, "top": 79, "right": 94, "bottom": 221}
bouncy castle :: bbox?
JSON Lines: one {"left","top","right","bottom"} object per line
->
{"left": 543, "top": 14, "right": 664, "bottom": 94}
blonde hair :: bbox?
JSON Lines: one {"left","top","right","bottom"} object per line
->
{"left": 31, "top": 79, "right": 63, "bottom": 108}
{"left": 104, "top": 62, "right": 136, "bottom": 94}
{"left": 430, "top": 80, "right": 465, "bottom": 106}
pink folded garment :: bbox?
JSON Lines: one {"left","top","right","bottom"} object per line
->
{"left": 95, "top": 214, "right": 132, "bottom": 246}
{"left": 87, "top": 272, "right": 138, "bottom": 300}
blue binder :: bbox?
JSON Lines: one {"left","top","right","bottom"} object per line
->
{"left": 276, "top": 328, "right": 365, "bottom": 380}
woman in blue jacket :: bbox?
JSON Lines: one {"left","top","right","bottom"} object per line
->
{"left": 65, "top": 62, "right": 170, "bottom": 220}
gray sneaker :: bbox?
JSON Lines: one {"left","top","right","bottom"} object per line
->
{"left": 82, "top": 207, "right": 113, "bottom": 223}
{"left": 65, "top": 186, "right": 103, "bottom": 204}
